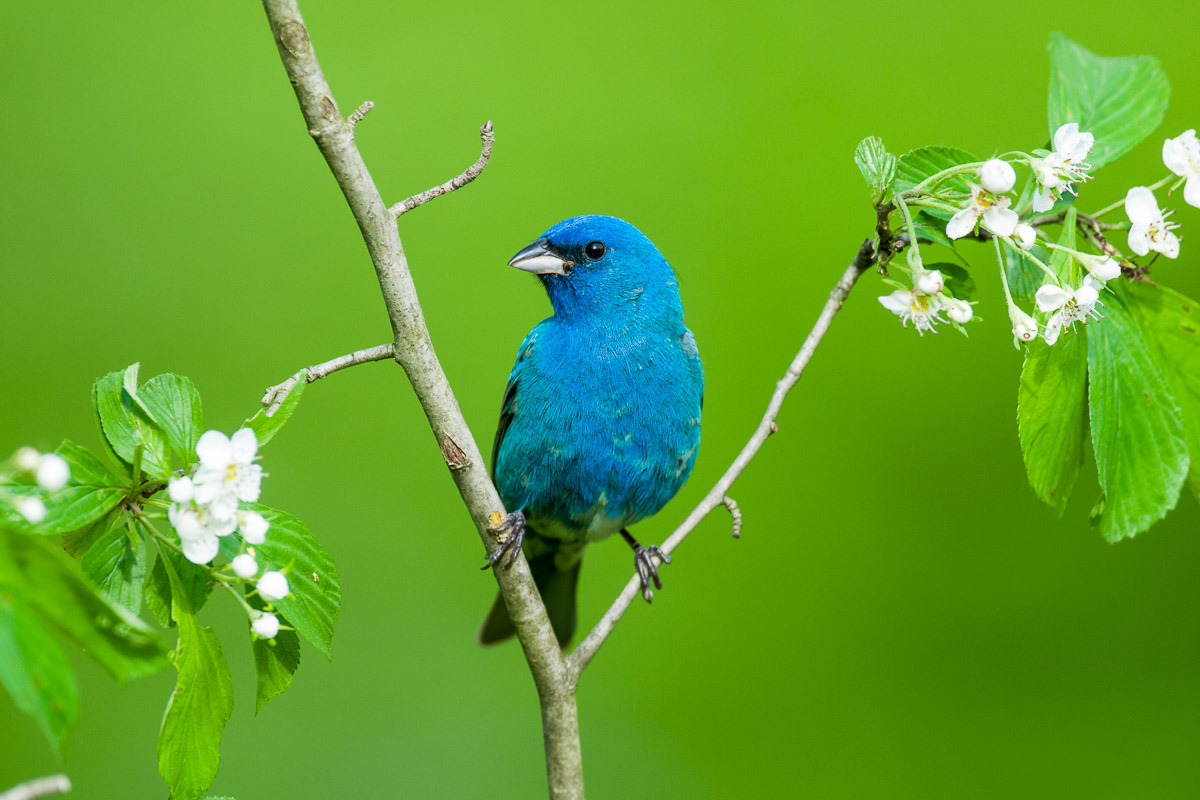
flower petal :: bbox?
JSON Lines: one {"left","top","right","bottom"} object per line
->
{"left": 230, "top": 428, "right": 259, "bottom": 463}
{"left": 1031, "top": 187, "right": 1055, "bottom": 213}
{"left": 1163, "top": 136, "right": 1190, "bottom": 176}
{"left": 1043, "top": 313, "right": 1063, "bottom": 346}
{"left": 1127, "top": 226, "right": 1151, "bottom": 257}
{"left": 878, "top": 291, "right": 911, "bottom": 315}
{"left": 1035, "top": 284, "right": 1070, "bottom": 313}
{"left": 1052, "top": 123, "right": 1080, "bottom": 155}
{"left": 982, "top": 205, "right": 1019, "bottom": 238}
{"left": 1184, "top": 175, "right": 1200, "bottom": 210}
{"left": 1158, "top": 231, "right": 1181, "bottom": 259}
{"left": 196, "top": 430, "right": 232, "bottom": 468}
{"left": 1125, "top": 186, "right": 1161, "bottom": 226}
{"left": 946, "top": 207, "right": 978, "bottom": 240}
{"left": 181, "top": 533, "right": 220, "bottom": 565}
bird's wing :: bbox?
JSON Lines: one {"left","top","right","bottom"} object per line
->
{"left": 491, "top": 321, "right": 548, "bottom": 480}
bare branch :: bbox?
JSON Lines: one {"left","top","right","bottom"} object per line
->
{"left": 347, "top": 100, "right": 374, "bottom": 128}
{"left": 389, "top": 120, "right": 495, "bottom": 217}
{"left": 722, "top": 495, "right": 742, "bottom": 539}
{"left": 0, "top": 775, "right": 71, "bottom": 800}
{"left": 259, "top": 3, "right": 580, "bottom": 795}
{"left": 566, "top": 240, "right": 876, "bottom": 684}
{"left": 261, "top": 342, "right": 395, "bottom": 415}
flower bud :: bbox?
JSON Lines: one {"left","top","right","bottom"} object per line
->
{"left": 252, "top": 612, "right": 280, "bottom": 639}
{"left": 916, "top": 269, "right": 944, "bottom": 296}
{"left": 36, "top": 454, "right": 70, "bottom": 492}
{"left": 980, "top": 159, "right": 1016, "bottom": 194}
{"left": 15, "top": 447, "right": 40, "bottom": 472}
{"left": 257, "top": 571, "right": 289, "bottom": 602}
{"left": 232, "top": 553, "right": 258, "bottom": 579}
{"left": 1077, "top": 252, "right": 1121, "bottom": 282}
{"left": 168, "top": 476, "right": 195, "bottom": 504}
{"left": 18, "top": 497, "right": 47, "bottom": 524}
{"left": 1010, "top": 307, "right": 1039, "bottom": 345}
{"left": 1014, "top": 224, "right": 1036, "bottom": 250}
{"left": 238, "top": 510, "right": 269, "bottom": 545}
{"left": 945, "top": 298, "right": 974, "bottom": 324}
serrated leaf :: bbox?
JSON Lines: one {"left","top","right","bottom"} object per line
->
{"left": 145, "top": 553, "right": 174, "bottom": 629}
{"left": 1086, "top": 285, "right": 1189, "bottom": 540}
{"left": 248, "top": 504, "right": 339, "bottom": 658}
{"left": 3, "top": 483, "right": 125, "bottom": 537}
{"left": 56, "top": 439, "right": 127, "bottom": 487}
{"left": 93, "top": 366, "right": 172, "bottom": 479}
{"left": 81, "top": 515, "right": 146, "bottom": 615}
{"left": 854, "top": 136, "right": 896, "bottom": 199}
{"left": 911, "top": 210, "right": 957, "bottom": 250}
{"left": 133, "top": 374, "right": 204, "bottom": 468}
{"left": 0, "top": 529, "right": 167, "bottom": 681}
{"left": 1124, "top": 281, "right": 1200, "bottom": 502}
{"left": 157, "top": 555, "right": 233, "bottom": 800}
{"left": 1047, "top": 34, "right": 1170, "bottom": 169}
{"left": 250, "top": 596, "right": 300, "bottom": 714}
{"left": 244, "top": 370, "right": 307, "bottom": 448}
{"left": 0, "top": 593, "right": 78, "bottom": 754}
{"left": 893, "top": 146, "right": 978, "bottom": 220}
{"left": 153, "top": 547, "right": 214, "bottom": 622}
{"left": 1019, "top": 332, "right": 1089, "bottom": 518}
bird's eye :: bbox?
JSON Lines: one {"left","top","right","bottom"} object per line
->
{"left": 584, "top": 241, "right": 606, "bottom": 261}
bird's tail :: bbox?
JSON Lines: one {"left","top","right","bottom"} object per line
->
{"left": 478, "top": 547, "right": 582, "bottom": 646}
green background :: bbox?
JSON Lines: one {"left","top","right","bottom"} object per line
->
{"left": 4, "top": 1, "right": 1200, "bottom": 797}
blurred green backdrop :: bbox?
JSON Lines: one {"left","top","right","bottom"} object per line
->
{"left": 4, "top": 1, "right": 1200, "bottom": 797}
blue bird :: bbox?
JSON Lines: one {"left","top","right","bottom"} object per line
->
{"left": 480, "top": 215, "right": 704, "bottom": 646}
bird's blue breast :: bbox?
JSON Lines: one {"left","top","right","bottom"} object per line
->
{"left": 494, "top": 316, "right": 703, "bottom": 543}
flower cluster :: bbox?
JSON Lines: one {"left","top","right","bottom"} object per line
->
{"left": 168, "top": 429, "right": 267, "bottom": 565}
{"left": 4, "top": 448, "right": 70, "bottom": 524}
{"left": 878, "top": 121, "right": 1196, "bottom": 347}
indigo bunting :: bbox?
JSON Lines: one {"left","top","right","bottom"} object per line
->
{"left": 480, "top": 215, "right": 704, "bottom": 645}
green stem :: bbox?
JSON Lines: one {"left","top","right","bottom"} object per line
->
{"left": 994, "top": 237, "right": 1018, "bottom": 310}
{"left": 1005, "top": 238, "right": 1060, "bottom": 284}
{"left": 1090, "top": 173, "right": 1175, "bottom": 218}
{"left": 128, "top": 444, "right": 144, "bottom": 500}
{"left": 893, "top": 196, "right": 923, "bottom": 272}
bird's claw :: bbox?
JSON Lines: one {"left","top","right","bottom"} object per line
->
{"left": 483, "top": 510, "right": 526, "bottom": 569}
{"left": 633, "top": 544, "right": 670, "bottom": 603}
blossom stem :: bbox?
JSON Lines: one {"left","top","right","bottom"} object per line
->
{"left": 893, "top": 196, "right": 923, "bottom": 271}
{"left": 1090, "top": 173, "right": 1175, "bottom": 218}
{"left": 1005, "top": 239, "right": 1060, "bottom": 284}
{"left": 896, "top": 162, "right": 984, "bottom": 199}
{"left": 994, "top": 237, "right": 1020, "bottom": 314}
{"left": 906, "top": 198, "right": 960, "bottom": 215}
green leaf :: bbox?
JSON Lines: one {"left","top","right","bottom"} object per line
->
{"left": 1086, "top": 286, "right": 1189, "bottom": 540}
{"left": 1124, "top": 281, "right": 1200, "bottom": 502}
{"left": 1005, "top": 244, "right": 1050, "bottom": 310}
{"left": 893, "top": 146, "right": 978, "bottom": 220}
{"left": 3, "top": 483, "right": 125, "bottom": 537}
{"left": 251, "top": 618, "right": 300, "bottom": 714}
{"left": 93, "top": 366, "right": 172, "bottom": 479}
{"left": 927, "top": 262, "right": 975, "bottom": 301}
{"left": 249, "top": 504, "right": 340, "bottom": 658}
{"left": 1049, "top": 207, "right": 1078, "bottom": 282}
{"left": 157, "top": 555, "right": 234, "bottom": 800}
{"left": 0, "top": 529, "right": 167, "bottom": 681}
{"left": 56, "top": 439, "right": 127, "bottom": 487}
{"left": 1047, "top": 34, "right": 1170, "bottom": 169}
{"left": 155, "top": 547, "right": 214, "bottom": 621}
{"left": 81, "top": 515, "right": 146, "bottom": 615}
{"left": 244, "top": 370, "right": 307, "bottom": 448}
{"left": 854, "top": 136, "right": 896, "bottom": 199}
{"left": 911, "top": 210, "right": 957, "bottom": 251}
{"left": 133, "top": 374, "right": 204, "bottom": 467}
{"left": 61, "top": 507, "right": 121, "bottom": 558}
{"left": 1019, "top": 332, "right": 1089, "bottom": 518}
{"left": 0, "top": 594, "right": 78, "bottom": 754}
{"left": 145, "top": 553, "right": 174, "bottom": 629}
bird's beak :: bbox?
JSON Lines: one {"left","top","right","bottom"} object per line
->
{"left": 508, "top": 238, "right": 571, "bottom": 275}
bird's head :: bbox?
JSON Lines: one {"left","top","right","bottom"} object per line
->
{"left": 508, "top": 215, "right": 683, "bottom": 325}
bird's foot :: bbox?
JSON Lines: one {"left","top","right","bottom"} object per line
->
{"left": 482, "top": 510, "right": 526, "bottom": 569}
{"left": 631, "top": 542, "right": 671, "bottom": 603}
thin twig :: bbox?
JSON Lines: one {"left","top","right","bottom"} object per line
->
{"left": 566, "top": 240, "right": 876, "bottom": 684}
{"left": 261, "top": 342, "right": 395, "bottom": 414}
{"left": 347, "top": 100, "right": 374, "bottom": 128}
{"left": 0, "top": 775, "right": 71, "bottom": 800}
{"left": 722, "top": 496, "right": 742, "bottom": 539}
{"left": 389, "top": 121, "right": 495, "bottom": 217}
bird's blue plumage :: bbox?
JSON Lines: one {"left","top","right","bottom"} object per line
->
{"left": 481, "top": 215, "right": 703, "bottom": 645}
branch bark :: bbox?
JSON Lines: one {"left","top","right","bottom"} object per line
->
{"left": 259, "top": 2, "right": 582, "bottom": 796}
{"left": 389, "top": 121, "right": 495, "bottom": 217}
{"left": 566, "top": 240, "right": 876, "bottom": 683}
{"left": 0, "top": 776, "right": 71, "bottom": 800}
{"left": 261, "top": 342, "right": 395, "bottom": 415}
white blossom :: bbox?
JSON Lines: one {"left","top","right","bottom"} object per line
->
{"left": 1014, "top": 224, "right": 1037, "bottom": 250}
{"left": 35, "top": 454, "right": 70, "bottom": 492}
{"left": 1075, "top": 252, "right": 1122, "bottom": 282}
{"left": 168, "top": 476, "right": 195, "bottom": 504}
{"left": 878, "top": 289, "right": 946, "bottom": 335}
{"left": 232, "top": 553, "right": 259, "bottom": 579}
{"left": 252, "top": 612, "right": 280, "bottom": 640}
{"left": 916, "top": 269, "right": 944, "bottom": 295}
{"left": 979, "top": 159, "right": 1016, "bottom": 194}
{"left": 15, "top": 447, "right": 40, "bottom": 472}
{"left": 943, "top": 298, "right": 974, "bottom": 324}
{"left": 237, "top": 510, "right": 269, "bottom": 545}
{"left": 1035, "top": 276, "right": 1104, "bottom": 345}
{"left": 18, "top": 497, "right": 46, "bottom": 524}
{"left": 1030, "top": 123, "right": 1094, "bottom": 212}
{"left": 257, "top": 571, "right": 290, "bottom": 602}
{"left": 1125, "top": 186, "right": 1180, "bottom": 259}
{"left": 169, "top": 502, "right": 236, "bottom": 565}
{"left": 1162, "top": 129, "right": 1200, "bottom": 209}
{"left": 1010, "top": 306, "right": 1040, "bottom": 347}
{"left": 193, "top": 429, "right": 263, "bottom": 522}
{"left": 947, "top": 185, "right": 1019, "bottom": 240}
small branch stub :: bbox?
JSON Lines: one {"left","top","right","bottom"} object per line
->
{"left": 348, "top": 100, "right": 374, "bottom": 128}
{"left": 389, "top": 121, "right": 495, "bottom": 217}
{"left": 0, "top": 775, "right": 72, "bottom": 800}
{"left": 722, "top": 496, "right": 742, "bottom": 538}
{"left": 261, "top": 343, "right": 395, "bottom": 415}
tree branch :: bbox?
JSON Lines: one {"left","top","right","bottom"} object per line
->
{"left": 389, "top": 121, "right": 495, "bottom": 217}
{"left": 566, "top": 240, "right": 876, "bottom": 684}
{"left": 0, "top": 776, "right": 71, "bottom": 800}
{"left": 259, "top": 3, "right": 582, "bottom": 796}
{"left": 261, "top": 342, "right": 395, "bottom": 415}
